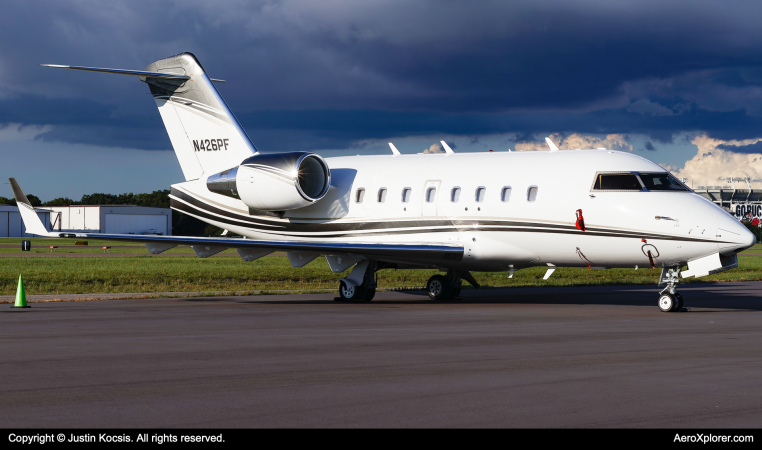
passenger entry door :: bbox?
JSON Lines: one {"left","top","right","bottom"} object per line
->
{"left": 422, "top": 180, "right": 441, "bottom": 217}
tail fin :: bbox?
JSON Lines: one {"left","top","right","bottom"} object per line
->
{"left": 144, "top": 53, "right": 257, "bottom": 180}
{"left": 8, "top": 178, "right": 53, "bottom": 237}
{"left": 42, "top": 52, "right": 258, "bottom": 181}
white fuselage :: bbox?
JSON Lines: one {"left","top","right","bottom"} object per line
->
{"left": 169, "top": 149, "right": 752, "bottom": 271}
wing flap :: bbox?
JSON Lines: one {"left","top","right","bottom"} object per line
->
{"left": 58, "top": 232, "right": 464, "bottom": 264}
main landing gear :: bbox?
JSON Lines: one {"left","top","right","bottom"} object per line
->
{"left": 657, "top": 266, "right": 685, "bottom": 312}
{"left": 334, "top": 262, "right": 481, "bottom": 303}
{"left": 336, "top": 260, "right": 377, "bottom": 302}
{"left": 426, "top": 270, "right": 479, "bottom": 301}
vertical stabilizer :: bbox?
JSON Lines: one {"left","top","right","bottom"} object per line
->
{"left": 144, "top": 53, "right": 257, "bottom": 180}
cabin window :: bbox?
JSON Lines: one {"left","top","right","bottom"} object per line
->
{"left": 593, "top": 173, "right": 642, "bottom": 191}
{"left": 451, "top": 187, "right": 461, "bottom": 202}
{"left": 377, "top": 188, "right": 387, "bottom": 202}
{"left": 475, "top": 187, "right": 486, "bottom": 203}
{"left": 501, "top": 186, "right": 512, "bottom": 202}
{"left": 638, "top": 173, "right": 688, "bottom": 191}
{"left": 355, "top": 188, "right": 365, "bottom": 203}
{"left": 402, "top": 188, "right": 412, "bottom": 203}
{"left": 527, "top": 186, "right": 538, "bottom": 202}
{"left": 426, "top": 187, "right": 437, "bottom": 203}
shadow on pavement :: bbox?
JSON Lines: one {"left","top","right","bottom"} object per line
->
{"left": 213, "top": 282, "right": 762, "bottom": 312}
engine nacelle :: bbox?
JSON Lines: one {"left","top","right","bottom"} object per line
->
{"left": 206, "top": 152, "right": 331, "bottom": 211}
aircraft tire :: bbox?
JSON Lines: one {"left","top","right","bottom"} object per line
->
{"left": 427, "top": 275, "right": 450, "bottom": 301}
{"left": 339, "top": 280, "right": 365, "bottom": 301}
{"left": 658, "top": 293, "right": 676, "bottom": 312}
{"left": 675, "top": 293, "right": 684, "bottom": 311}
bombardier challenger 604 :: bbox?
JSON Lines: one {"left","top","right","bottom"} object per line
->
{"left": 14, "top": 52, "right": 753, "bottom": 312}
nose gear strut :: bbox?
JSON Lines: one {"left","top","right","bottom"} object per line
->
{"left": 657, "top": 266, "right": 684, "bottom": 312}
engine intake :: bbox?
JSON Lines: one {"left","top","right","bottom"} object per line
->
{"left": 207, "top": 152, "right": 330, "bottom": 211}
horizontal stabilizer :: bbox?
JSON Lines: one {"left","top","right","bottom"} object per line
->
{"left": 41, "top": 64, "right": 190, "bottom": 80}
{"left": 41, "top": 64, "right": 227, "bottom": 83}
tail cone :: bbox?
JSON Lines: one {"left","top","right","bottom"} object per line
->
{"left": 11, "top": 274, "right": 30, "bottom": 308}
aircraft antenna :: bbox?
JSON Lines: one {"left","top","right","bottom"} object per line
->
{"left": 545, "top": 137, "right": 559, "bottom": 152}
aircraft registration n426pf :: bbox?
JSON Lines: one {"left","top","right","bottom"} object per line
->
{"left": 16, "top": 52, "right": 754, "bottom": 312}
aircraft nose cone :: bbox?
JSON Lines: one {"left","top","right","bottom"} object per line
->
{"left": 716, "top": 214, "right": 756, "bottom": 255}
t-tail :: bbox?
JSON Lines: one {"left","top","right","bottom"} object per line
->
{"left": 42, "top": 52, "right": 257, "bottom": 181}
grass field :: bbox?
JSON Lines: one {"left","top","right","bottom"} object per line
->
{"left": 1, "top": 238, "right": 761, "bottom": 295}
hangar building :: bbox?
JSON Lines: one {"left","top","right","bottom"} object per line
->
{"left": 692, "top": 177, "right": 762, "bottom": 220}
{"left": 37, "top": 205, "right": 172, "bottom": 235}
{"left": 0, "top": 205, "right": 53, "bottom": 237}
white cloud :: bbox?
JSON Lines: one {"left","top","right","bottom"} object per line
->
{"left": 514, "top": 133, "right": 633, "bottom": 152}
{"left": 667, "top": 135, "right": 762, "bottom": 187}
{"left": 422, "top": 143, "right": 444, "bottom": 154}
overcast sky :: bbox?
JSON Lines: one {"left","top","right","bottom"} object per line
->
{"left": 3, "top": 0, "right": 762, "bottom": 199}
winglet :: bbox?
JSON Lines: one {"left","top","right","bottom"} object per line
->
{"left": 545, "top": 137, "right": 559, "bottom": 152}
{"left": 8, "top": 178, "right": 52, "bottom": 237}
{"left": 440, "top": 141, "right": 455, "bottom": 154}
{"left": 388, "top": 143, "right": 401, "bottom": 155}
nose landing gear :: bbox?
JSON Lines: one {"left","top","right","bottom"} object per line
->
{"left": 657, "top": 266, "right": 685, "bottom": 312}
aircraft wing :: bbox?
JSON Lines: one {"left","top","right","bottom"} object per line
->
{"left": 9, "top": 179, "right": 463, "bottom": 266}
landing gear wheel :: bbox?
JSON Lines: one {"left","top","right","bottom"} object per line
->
{"left": 658, "top": 293, "right": 676, "bottom": 312}
{"left": 427, "top": 275, "right": 450, "bottom": 301}
{"left": 339, "top": 280, "right": 365, "bottom": 301}
{"left": 364, "top": 287, "right": 376, "bottom": 302}
{"left": 675, "top": 293, "right": 684, "bottom": 311}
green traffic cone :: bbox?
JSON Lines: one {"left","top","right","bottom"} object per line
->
{"left": 11, "top": 274, "right": 30, "bottom": 308}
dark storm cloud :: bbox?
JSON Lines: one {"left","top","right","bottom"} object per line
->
{"left": 2, "top": 0, "right": 762, "bottom": 150}
{"left": 644, "top": 141, "right": 656, "bottom": 151}
{"left": 718, "top": 141, "right": 762, "bottom": 154}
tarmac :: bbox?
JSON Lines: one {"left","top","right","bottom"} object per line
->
{"left": 2, "top": 282, "right": 762, "bottom": 428}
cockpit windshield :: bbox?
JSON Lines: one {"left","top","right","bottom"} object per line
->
{"left": 594, "top": 173, "right": 642, "bottom": 191}
{"left": 592, "top": 172, "right": 689, "bottom": 192}
{"left": 638, "top": 173, "right": 688, "bottom": 191}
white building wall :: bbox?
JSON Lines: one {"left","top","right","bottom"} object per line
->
{"left": 59, "top": 206, "right": 100, "bottom": 231}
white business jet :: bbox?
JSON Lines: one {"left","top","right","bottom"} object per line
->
{"left": 16, "top": 52, "right": 754, "bottom": 311}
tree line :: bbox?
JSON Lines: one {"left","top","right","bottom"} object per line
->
{"left": 0, "top": 190, "right": 221, "bottom": 236}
